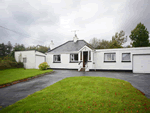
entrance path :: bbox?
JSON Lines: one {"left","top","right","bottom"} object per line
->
{"left": 0, "top": 70, "right": 150, "bottom": 110}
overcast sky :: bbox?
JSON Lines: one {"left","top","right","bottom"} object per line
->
{"left": 0, "top": 0, "right": 150, "bottom": 48}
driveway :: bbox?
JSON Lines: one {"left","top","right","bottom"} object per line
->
{"left": 0, "top": 70, "right": 150, "bottom": 110}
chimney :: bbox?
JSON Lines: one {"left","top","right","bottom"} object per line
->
{"left": 50, "top": 40, "right": 54, "bottom": 50}
{"left": 73, "top": 34, "right": 78, "bottom": 42}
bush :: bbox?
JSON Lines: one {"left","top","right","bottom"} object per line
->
{"left": 0, "top": 55, "right": 24, "bottom": 70}
{"left": 16, "top": 62, "right": 24, "bottom": 68}
{"left": 3, "top": 55, "right": 16, "bottom": 62}
{"left": 0, "top": 61, "right": 11, "bottom": 70}
{"left": 38, "top": 62, "right": 50, "bottom": 70}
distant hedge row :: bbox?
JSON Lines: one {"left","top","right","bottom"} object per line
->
{"left": 0, "top": 56, "right": 24, "bottom": 70}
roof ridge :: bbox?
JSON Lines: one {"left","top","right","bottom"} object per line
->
{"left": 48, "top": 40, "right": 72, "bottom": 52}
{"left": 47, "top": 39, "right": 94, "bottom": 53}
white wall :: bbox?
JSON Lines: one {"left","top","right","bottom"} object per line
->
{"left": 46, "top": 53, "right": 79, "bottom": 69}
{"left": 15, "top": 51, "right": 35, "bottom": 69}
{"left": 35, "top": 51, "right": 46, "bottom": 56}
{"left": 94, "top": 48, "right": 150, "bottom": 70}
{"left": 46, "top": 47, "right": 150, "bottom": 71}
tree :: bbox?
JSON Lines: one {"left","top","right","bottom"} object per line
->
{"left": 13, "top": 43, "right": 26, "bottom": 51}
{"left": 26, "top": 45, "right": 49, "bottom": 53}
{"left": 124, "top": 45, "right": 132, "bottom": 48}
{"left": 0, "top": 41, "right": 13, "bottom": 58}
{"left": 0, "top": 43, "right": 7, "bottom": 58}
{"left": 97, "top": 39, "right": 112, "bottom": 49}
{"left": 11, "top": 43, "right": 26, "bottom": 57}
{"left": 89, "top": 37, "right": 99, "bottom": 49}
{"left": 109, "top": 40, "right": 123, "bottom": 48}
{"left": 129, "top": 22, "right": 149, "bottom": 47}
{"left": 37, "top": 46, "right": 49, "bottom": 53}
{"left": 26, "top": 45, "right": 36, "bottom": 50}
{"left": 112, "top": 30, "right": 127, "bottom": 47}
{"left": 7, "top": 41, "right": 13, "bottom": 55}
{"left": 89, "top": 36, "right": 124, "bottom": 49}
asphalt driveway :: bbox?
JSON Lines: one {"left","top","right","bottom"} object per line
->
{"left": 0, "top": 70, "right": 150, "bottom": 110}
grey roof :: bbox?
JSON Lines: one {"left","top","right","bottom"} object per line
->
{"left": 48, "top": 40, "right": 94, "bottom": 53}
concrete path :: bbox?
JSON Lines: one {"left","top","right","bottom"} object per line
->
{"left": 0, "top": 70, "right": 150, "bottom": 110}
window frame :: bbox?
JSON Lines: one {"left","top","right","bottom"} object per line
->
{"left": 89, "top": 51, "right": 91, "bottom": 61}
{"left": 122, "top": 53, "right": 131, "bottom": 62}
{"left": 70, "top": 53, "right": 78, "bottom": 63}
{"left": 23, "top": 57, "right": 27, "bottom": 63}
{"left": 80, "top": 51, "right": 82, "bottom": 61}
{"left": 104, "top": 53, "right": 116, "bottom": 62}
{"left": 53, "top": 55, "right": 61, "bottom": 63}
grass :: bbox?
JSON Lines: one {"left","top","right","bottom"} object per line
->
{"left": 0, "top": 68, "right": 53, "bottom": 85}
{"left": 0, "top": 76, "right": 150, "bottom": 113}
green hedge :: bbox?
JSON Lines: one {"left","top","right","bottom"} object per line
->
{"left": 0, "top": 56, "right": 24, "bottom": 70}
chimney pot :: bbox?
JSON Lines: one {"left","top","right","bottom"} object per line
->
{"left": 50, "top": 40, "right": 54, "bottom": 50}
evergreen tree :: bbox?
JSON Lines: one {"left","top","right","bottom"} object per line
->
{"left": 0, "top": 43, "right": 7, "bottom": 58}
{"left": 7, "top": 41, "right": 13, "bottom": 55}
{"left": 129, "top": 22, "right": 149, "bottom": 47}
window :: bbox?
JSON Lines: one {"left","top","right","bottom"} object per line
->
{"left": 23, "top": 58, "right": 27, "bottom": 63}
{"left": 89, "top": 51, "right": 91, "bottom": 61}
{"left": 53, "top": 55, "right": 61, "bottom": 63}
{"left": 104, "top": 53, "right": 116, "bottom": 62}
{"left": 70, "top": 54, "right": 78, "bottom": 62}
{"left": 122, "top": 53, "right": 130, "bottom": 62}
{"left": 80, "top": 51, "right": 82, "bottom": 60}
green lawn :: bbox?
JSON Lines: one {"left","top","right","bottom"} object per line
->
{"left": 0, "top": 68, "right": 53, "bottom": 85}
{"left": 0, "top": 76, "right": 150, "bottom": 113}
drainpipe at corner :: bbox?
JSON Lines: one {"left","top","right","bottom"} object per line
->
{"left": 93, "top": 49, "right": 96, "bottom": 71}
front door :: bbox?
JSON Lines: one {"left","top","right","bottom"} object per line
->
{"left": 83, "top": 51, "right": 88, "bottom": 67}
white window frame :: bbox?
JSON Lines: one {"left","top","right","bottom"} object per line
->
{"left": 70, "top": 53, "right": 78, "bottom": 62}
{"left": 80, "top": 51, "right": 82, "bottom": 61}
{"left": 53, "top": 55, "right": 61, "bottom": 63}
{"left": 89, "top": 51, "right": 91, "bottom": 61}
{"left": 104, "top": 53, "right": 116, "bottom": 62}
{"left": 122, "top": 53, "right": 131, "bottom": 62}
{"left": 23, "top": 57, "right": 27, "bottom": 63}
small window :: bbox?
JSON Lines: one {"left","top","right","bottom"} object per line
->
{"left": 89, "top": 51, "right": 91, "bottom": 61}
{"left": 23, "top": 58, "right": 27, "bottom": 63}
{"left": 122, "top": 53, "right": 130, "bottom": 61}
{"left": 80, "top": 51, "right": 82, "bottom": 60}
{"left": 104, "top": 53, "right": 116, "bottom": 62}
{"left": 70, "top": 54, "right": 78, "bottom": 62}
{"left": 53, "top": 55, "right": 61, "bottom": 63}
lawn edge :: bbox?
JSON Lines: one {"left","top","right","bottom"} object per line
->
{"left": 0, "top": 71, "right": 55, "bottom": 88}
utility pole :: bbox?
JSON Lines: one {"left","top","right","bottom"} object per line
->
{"left": 71, "top": 30, "right": 79, "bottom": 36}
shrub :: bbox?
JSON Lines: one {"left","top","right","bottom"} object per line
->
{"left": 3, "top": 55, "right": 16, "bottom": 62}
{"left": 0, "top": 55, "right": 24, "bottom": 70}
{"left": 16, "top": 62, "right": 24, "bottom": 68}
{"left": 38, "top": 62, "right": 50, "bottom": 70}
{"left": 0, "top": 61, "right": 11, "bottom": 70}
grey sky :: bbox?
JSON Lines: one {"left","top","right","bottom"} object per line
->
{"left": 0, "top": 0, "right": 150, "bottom": 48}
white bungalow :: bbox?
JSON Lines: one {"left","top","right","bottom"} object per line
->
{"left": 15, "top": 35, "right": 150, "bottom": 73}
{"left": 46, "top": 35, "right": 150, "bottom": 73}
